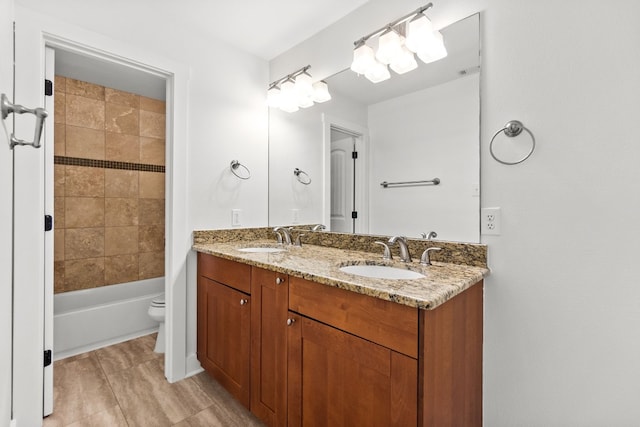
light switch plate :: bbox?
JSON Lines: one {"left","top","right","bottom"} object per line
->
{"left": 232, "top": 209, "right": 242, "bottom": 227}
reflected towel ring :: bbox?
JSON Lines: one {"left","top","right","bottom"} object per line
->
{"left": 294, "top": 168, "right": 312, "bottom": 185}
{"left": 490, "top": 120, "right": 536, "bottom": 165}
{"left": 230, "top": 160, "right": 251, "bottom": 180}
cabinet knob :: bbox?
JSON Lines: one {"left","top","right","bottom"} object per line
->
{"left": 276, "top": 277, "right": 285, "bottom": 285}
{"left": 240, "top": 299, "right": 248, "bottom": 306}
{"left": 287, "top": 318, "right": 296, "bottom": 326}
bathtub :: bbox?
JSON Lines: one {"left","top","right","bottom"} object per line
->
{"left": 54, "top": 278, "right": 164, "bottom": 360}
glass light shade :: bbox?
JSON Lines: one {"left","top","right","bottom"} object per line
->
{"left": 405, "top": 13, "right": 435, "bottom": 53}
{"left": 279, "top": 79, "right": 299, "bottom": 112}
{"left": 295, "top": 72, "right": 314, "bottom": 98}
{"left": 390, "top": 46, "right": 418, "bottom": 74}
{"left": 298, "top": 96, "right": 314, "bottom": 108}
{"left": 364, "top": 61, "right": 391, "bottom": 83}
{"left": 312, "top": 81, "right": 331, "bottom": 103}
{"left": 416, "top": 30, "right": 447, "bottom": 64}
{"left": 350, "top": 42, "right": 376, "bottom": 75}
{"left": 266, "top": 86, "right": 280, "bottom": 107}
{"left": 375, "top": 29, "right": 404, "bottom": 65}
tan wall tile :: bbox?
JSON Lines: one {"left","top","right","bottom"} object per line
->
{"left": 140, "top": 137, "right": 165, "bottom": 166}
{"left": 139, "top": 251, "right": 164, "bottom": 279}
{"left": 105, "top": 198, "right": 138, "bottom": 226}
{"left": 55, "top": 75, "right": 66, "bottom": 93}
{"left": 55, "top": 92, "right": 66, "bottom": 124}
{"left": 54, "top": 229, "right": 64, "bottom": 261}
{"left": 139, "top": 96, "right": 165, "bottom": 114}
{"left": 65, "top": 125, "right": 105, "bottom": 160}
{"left": 66, "top": 78, "right": 105, "bottom": 101}
{"left": 106, "top": 103, "right": 139, "bottom": 135}
{"left": 54, "top": 261, "right": 65, "bottom": 293}
{"left": 66, "top": 94, "right": 105, "bottom": 130}
{"left": 65, "top": 258, "right": 105, "bottom": 291}
{"left": 139, "top": 110, "right": 165, "bottom": 139}
{"left": 55, "top": 165, "right": 65, "bottom": 197}
{"left": 65, "top": 228, "right": 105, "bottom": 260}
{"left": 105, "top": 169, "right": 138, "bottom": 198}
{"left": 105, "top": 88, "right": 139, "bottom": 109}
{"left": 105, "top": 226, "right": 138, "bottom": 256}
{"left": 65, "top": 197, "right": 105, "bottom": 228}
{"left": 105, "top": 133, "right": 140, "bottom": 163}
{"left": 105, "top": 254, "right": 139, "bottom": 285}
{"left": 54, "top": 197, "right": 65, "bottom": 229}
{"left": 65, "top": 166, "right": 105, "bottom": 197}
{"left": 138, "top": 199, "right": 164, "bottom": 225}
{"left": 54, "top": 123, "right": 66, "bottom": 156}
{"left": 139, "top": 172, "right": 164, "bottom": 199}
{"left": 139, "top": 225, "right": 164, "bottom": 252}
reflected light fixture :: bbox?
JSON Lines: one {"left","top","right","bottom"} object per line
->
{"left": 266, "top": 65, "right": 332, "bottom": 113}
{"left": 350, "top": 2, "right": 447, "bottom": 83}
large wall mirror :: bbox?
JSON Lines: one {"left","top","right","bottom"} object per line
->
{"left": 269, "top": 13, "right": 480, "bottom": 243}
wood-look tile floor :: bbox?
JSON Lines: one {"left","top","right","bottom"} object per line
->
{"left": 43, "top": 334, "right": 264, "bottom": 427}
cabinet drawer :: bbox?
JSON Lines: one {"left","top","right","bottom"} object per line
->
{"left": 198, "top": 253, "right": 251, "bottom": 294}
{"left": 289, "top": 276, "right": 418, "bottom": 358}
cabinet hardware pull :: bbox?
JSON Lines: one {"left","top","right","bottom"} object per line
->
{"left": 240, "top": 299, "right": 248, "bottom": 305}
{"left": 287, "top": 318, "right": 296, "bottom": 326}
{"left": 276, "top": 277, "right": 284, "bottom": 285}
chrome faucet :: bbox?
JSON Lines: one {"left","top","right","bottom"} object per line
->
{"left": 312, "top": 224, "right": 326, "bottom": 232}
{"left": 374, "top": 241, "right": 392, "bottom": 260}
{"left": 273, "top": 226, "right": 293, "bottom": 245}
{"left": 421, "top": 231, "right": 437, "bottom": 240}
{"left": 420, "top": 247, "right": 442, "bottom": 266}
{"left": 388, "top": 236, "right": 411, "bottom": 262}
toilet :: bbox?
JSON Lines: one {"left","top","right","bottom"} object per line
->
{"left": 148, "top": 294, "right": 165, "bottom": 353}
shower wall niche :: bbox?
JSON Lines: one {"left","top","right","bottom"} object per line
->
{"left": 54, "top": 76, "right": 166, "bottom": 293}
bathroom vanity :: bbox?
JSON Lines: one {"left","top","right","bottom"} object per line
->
{"left": 194, "top": 230, "right": 487, "bottom": 427}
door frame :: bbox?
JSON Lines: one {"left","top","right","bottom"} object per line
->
{"left": 13, "top": 8, "right": 190, "bottom": 424}
{"left": 321, "top": 114, "right": 369, "bottom": 234}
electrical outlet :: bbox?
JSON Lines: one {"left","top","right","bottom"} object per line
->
{"left": 291, "top": 209, "right": 300, "bottom": 224}
{"left": 232, "top": 209, "right": 242, "bottom": 227}
{"left": 481, "top": 207, "right": 501, "bottom": 235}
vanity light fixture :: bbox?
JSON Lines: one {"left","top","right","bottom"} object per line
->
{"left": 267, "top": 65, "right": 331, "bottom": 113}
{"left": 350, "top": 2, "right": 447, "bottom": 83}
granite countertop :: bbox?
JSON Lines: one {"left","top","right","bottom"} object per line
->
{"left": 192, "top": 240, "right": 489, "bottom": 310}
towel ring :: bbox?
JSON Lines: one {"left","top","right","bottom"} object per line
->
{"left": 294, "top": 168, "right": 311, "bottom": 185}
{"left": 490, "top": 120, "right": 536, "bottom": 165}
{"left": 230, "top": 160, "right": 251, "bottom": 180}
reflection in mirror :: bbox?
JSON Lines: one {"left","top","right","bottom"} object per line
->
{"left": 269, "top": 14, "right": 480, "bottom": 242}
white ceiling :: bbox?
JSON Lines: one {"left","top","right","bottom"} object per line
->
{"left": 15, "top": 0, "right": 370, "bottom": 61}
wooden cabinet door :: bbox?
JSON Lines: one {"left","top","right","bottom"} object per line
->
{"left": 197, "top": 275, "right": 251, "bottom": 408}
{"left": 250, "top": 268, "right": 289, "bottom": 427}
{"left": 287, "top": 314, "right": 418, "bottom": 427}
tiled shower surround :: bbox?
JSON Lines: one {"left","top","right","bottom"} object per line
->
{"left": 54, "top": 76, "right": 165, "bottom": 293}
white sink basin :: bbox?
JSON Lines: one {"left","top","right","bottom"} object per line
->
{"left": 339, "top": 265, "right": 425, "bottom": 280}
{"left": 237, "top": 247, "right": 285, "bottom": 253}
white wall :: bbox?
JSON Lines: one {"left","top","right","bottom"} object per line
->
{"left": 271, "top": 0, "right": 640, "bottom": 425}
{"left": 269, "top": 94, "right": 367, "bottom": 226}
{"left": 368, "top": 73, "right": 479, "bottom": 241}
{"left": 0, "top": 0, "right": 13, "bottom": 423}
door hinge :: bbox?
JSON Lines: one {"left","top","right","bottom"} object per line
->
{"left": 44, "top": 215, "right": 53, "bottom": 231}
{"left": 44, "top": 349, "right": 52, "bottom": 367}
{"left": 45, "top": 79, "right": 53, "bottom": 96}
{"left": 352, "top": 151, "right": 358, "bottom": 159}
{"left": 351, "top": 211, "right": 358, "bottom": 219}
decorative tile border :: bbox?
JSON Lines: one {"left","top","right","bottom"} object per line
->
{"left": 54, "top": 156, "right": 165, "bottom": 173}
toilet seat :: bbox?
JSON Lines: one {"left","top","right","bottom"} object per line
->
{"left": 151, "top": 294, "right": 165, "bottom": 308}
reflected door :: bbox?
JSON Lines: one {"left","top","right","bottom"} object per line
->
{"left": 330, "top": 136, "right": 355, "bottom": 233}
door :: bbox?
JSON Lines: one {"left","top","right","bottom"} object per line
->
{"left": 0, "top": 0, "right": 14, "bottom": 424}
{"left": 287, "top": 315, "right": 417, "bottom": 427}
{"left": 197, "top": 276, "right": 251, "bottom": 408}
{"left": 330, "top": 134, "right": 355, "bottom": 233}
{"left": 250, "top": 268, "right": 288, "bottom": 427}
